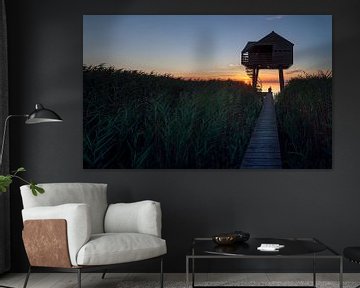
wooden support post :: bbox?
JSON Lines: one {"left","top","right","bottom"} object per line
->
{"left": 252, "top": 68, "right": 256, "bottom": 89}
{"left": 252, "top": 67, "right": 259, "bottom": 90}
{"left": 279, "top": 67, "right": 284, "bottom": 92}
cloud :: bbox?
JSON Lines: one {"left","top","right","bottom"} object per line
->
{"left": 266, "top": 15, "right": 284, "bottom": 21}
{"left": 286, "top": 69, "right": 305, "bottom": 75}
{"left": 228, "top": 63, "right": 242, "bottom": 67}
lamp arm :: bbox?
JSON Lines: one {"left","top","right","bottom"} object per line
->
{"left": 0, "top": 114, "right": 28, "bottom": 168}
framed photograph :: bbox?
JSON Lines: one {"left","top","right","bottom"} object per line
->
{"left": 83, "top": 15, "right": 332, "bottom": 169}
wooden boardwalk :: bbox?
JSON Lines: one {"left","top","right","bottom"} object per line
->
{"left": 241, "top": 93, "right": 282, "bottom": 169}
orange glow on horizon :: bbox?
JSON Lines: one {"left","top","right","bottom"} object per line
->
{"left": 170, "top": 71, "right": 250, "bottom": 84}
{"left": 170, "top": 71, "right": 297, "bottom": 93}
{"left": 131, "top": 68, "right": 323, "bottom": 94}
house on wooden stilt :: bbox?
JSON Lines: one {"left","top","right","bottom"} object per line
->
{"left": 241, "top": 31, "right": 294, "bottom": 92}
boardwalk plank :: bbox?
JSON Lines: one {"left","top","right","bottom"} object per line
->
{"left": 243, "top": 154, "right": 281, "bottom": 159}
{"left": 241, "top": 93, "right": 282, "bottom": 169}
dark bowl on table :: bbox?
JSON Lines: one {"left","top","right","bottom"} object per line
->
{"left": 212, "top": 234, "right": 238, "bottom": 245}
{"left": 212, "top": 231, "right": 250, "bottom": 246}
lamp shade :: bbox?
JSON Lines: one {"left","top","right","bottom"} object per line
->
{"left": 25, "top": 104, "right": 63, "bottom": 124}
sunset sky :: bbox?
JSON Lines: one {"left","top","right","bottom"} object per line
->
{"left": 83, "top": 15, "right": 332, "bottom": 92}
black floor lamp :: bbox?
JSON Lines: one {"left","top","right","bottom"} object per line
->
{"left": 0, "top": 103, "right": 63, "bottom": 167}
{"left": 0, "top": 103, "right": 62, "bottom": 288}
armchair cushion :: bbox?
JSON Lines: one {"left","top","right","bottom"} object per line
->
{"left": 20, "top": 183, "right": 108, "bottom": 234}
{"left": 76, "top": 233, "right": 167, "bottom": 266}
{"left": 104, "top": 200, "right": 162, "bottom": 237}
{"left": 22, "top": 203, "right": 91, "bottom": 266}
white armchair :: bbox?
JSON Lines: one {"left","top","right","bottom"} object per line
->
{"left": 20, "top": 183, "right": 166, "bottom": 288}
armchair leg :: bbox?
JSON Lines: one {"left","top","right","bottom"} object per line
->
{"left": 77, "top": 268, "right": 81, "bottom": 288}
{"left": 23, "top": 266, "right": 31, "bottom": 288}
{"left": 160, "top": 257, "right": 164, "bottom": 288}
{"left": 101, "top": 270, "right": 107, "bottom": 279}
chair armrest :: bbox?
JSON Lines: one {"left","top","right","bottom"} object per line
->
{"left": 22, "top": 203, "right": 91, "bottom": 266}
{"left": 23, "top": 219, "right": 72, "bottom": 268}
{"left": 104, "top": 200, "right": 162, "bottom": 237}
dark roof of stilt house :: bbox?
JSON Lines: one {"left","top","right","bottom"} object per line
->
{"left": 258, "top": 31, "right": 294, "bottom": 46}
{"left": 242, "top": 41, "right": 257, "bottom": 53}
{"left": 242, "top": 31, "right": 294, "bottom": 53}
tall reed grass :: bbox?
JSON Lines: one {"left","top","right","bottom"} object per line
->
{"left": 275, "top": 72, "right": 332, "bottom": 168}
{"left": 83, "top": 65, "right": 262, "bottom": 168}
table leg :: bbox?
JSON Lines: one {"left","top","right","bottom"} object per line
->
{"left": 192, "top": 246, "right": 195, "bottom": 288}
{"left": 313, "top": 254, "right": 316, "bottom": 287}
{"left": 192, "top": 257, "right": 195, "bottom": 288}
{"left": 339, "top": 257, "right": 343, "bottom": 288}
{"left": 186, "top": 257, "right": 189, "bottom": 288}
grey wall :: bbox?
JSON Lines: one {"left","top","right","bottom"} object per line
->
{"left": 5, "top": 0, "right": 360, "bottom": 273}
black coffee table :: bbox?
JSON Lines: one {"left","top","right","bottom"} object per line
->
{"left": 186, "top": 237, "right": 342, "bottom": 288}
